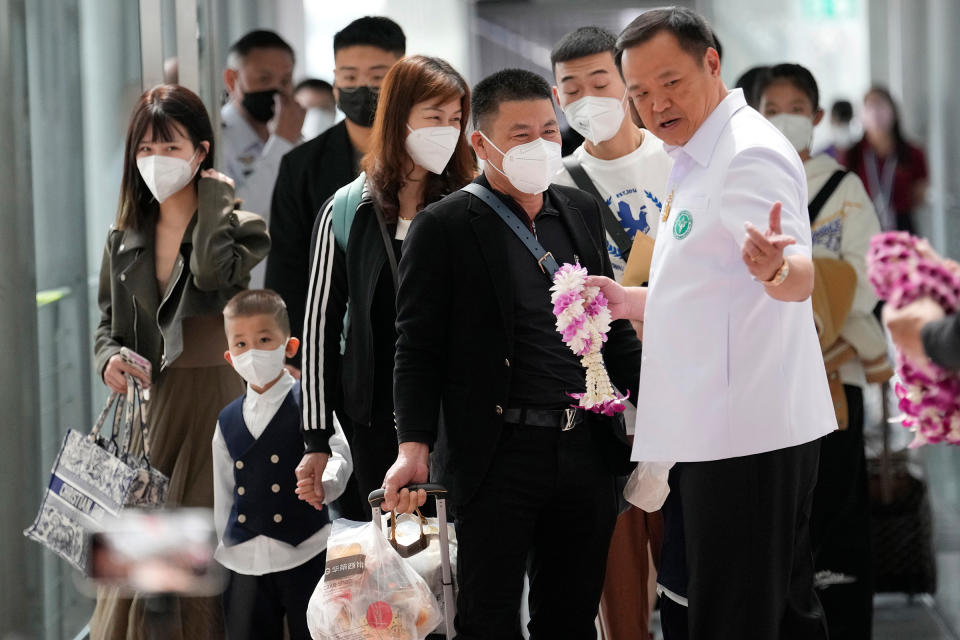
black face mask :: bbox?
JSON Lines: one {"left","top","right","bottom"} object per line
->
{"left": 242, "top": 89, "right": 277, "bottom": 123}
{"left": 337, "top": 86, "right": 378, "bottom": 127}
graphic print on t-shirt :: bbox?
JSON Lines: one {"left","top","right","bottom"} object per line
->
{"left": 603, "top": 189, "right": 663, "bottom": 265}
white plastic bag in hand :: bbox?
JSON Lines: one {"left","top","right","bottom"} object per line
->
{"left": 307, "top": 519, "right": 443, "bottom": 640}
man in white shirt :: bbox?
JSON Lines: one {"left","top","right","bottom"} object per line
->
{"left": 549, "top": 25, "right": 672, "bottom": 638}
{"left": 592, "top": 8, "right": 836, "bottom": 639}
{"left": 222, "top": 30, "right": 305, "bottom": 286}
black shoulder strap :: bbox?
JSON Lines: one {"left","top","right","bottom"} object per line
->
{"left": 808, "top": 170, "right": 848, "bottom": 223}
{"left": 461, "top": 183, "right": 559, "bottom": 279}
{"left": 562, "top": 155, "right": 633, "bottom": 260}
{"left": 371, "top": 199, "right": 399, "bottom": 292}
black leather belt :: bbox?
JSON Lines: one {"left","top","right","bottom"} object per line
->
{"left": 502, "top": 407, "right": 584, "bottom": 430}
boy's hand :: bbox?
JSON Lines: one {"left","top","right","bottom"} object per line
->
{"left": 295, "top": 452, "right": 330, "bottom": 510}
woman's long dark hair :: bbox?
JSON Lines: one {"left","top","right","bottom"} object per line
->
{"left": 361, "top": 56, "right": 476, "bottom": 223}
{"left": 116, "top": 84, "right": 215, "bottom": 231}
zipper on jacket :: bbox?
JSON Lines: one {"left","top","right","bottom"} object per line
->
{"left": 131, "top": 295, "right": 140, "bottom": 353}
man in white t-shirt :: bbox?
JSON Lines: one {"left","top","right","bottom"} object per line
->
{"left": 592, "top": 8, "right": 836, "bottom": 639}
{"left": 551, "top": 27, "right": 673, "bottom": 282}
{"left": 549, "top": 26, "right": 672, "bottom": 638}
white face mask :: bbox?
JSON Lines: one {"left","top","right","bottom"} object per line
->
{"left": 301, "top": 107, "right": 336, "bottom": 139}
{"left": 479, "top": 132, "right": 563, "bottom": 195}
{"left": 137, "top": 150, "right": 200, "bottom": 203}
{"left": 405, "top": 124, "right": 461, "bottom": 175}
{"left": 563, "top": 92, "right": 627, "bottom": 145}
{"left": 230, "top": 343, "right": 287, "bottom": 388}
{"left": 768, "top": 113, "right": 814, "bottom": 153}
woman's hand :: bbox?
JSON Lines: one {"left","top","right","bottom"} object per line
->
{"left": 103, "top": 353, "right": 151, "bottom": 393}
{"left": 200, "top": 168, "right": 234, "bottom": 189}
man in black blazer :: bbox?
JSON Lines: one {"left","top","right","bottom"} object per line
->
{"left": 264, "top": 16, "right": 405, "bottom": 369}
{"left": 382, "top": 69, "right": 644, "bottom": 640}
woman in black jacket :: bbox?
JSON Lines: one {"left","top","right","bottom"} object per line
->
{"left": 295, "top": 56, "right": 476, "bottom": 511}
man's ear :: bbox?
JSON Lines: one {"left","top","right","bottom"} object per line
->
{"left": 223, "top": 351, "right": 233, "bottom": 366}
{"left": 705, "top": 48, "right": 721, "bottom": 78}
{"left": 224, "top": 68, "right": 238, "bottom": 95}
{"left": 552, "top": 85, "right": 562, "bottom": 109}
{"left": 285, "top": 337, "right": 300, "bottom": 359}
{"left": 470, "top": 130, "right": 488, "bottom": 161}
{"left": 813, "top": 108, "right": 825, "bottom": 127}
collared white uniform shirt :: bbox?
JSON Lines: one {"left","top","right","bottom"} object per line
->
{"left": 220, "top": 102, "right": 297, "bottom": 287}
{"left": 632, "top": 88, "right": 837, "bottom": 463}
{"left": 212, "top": 370, "right": 353, "bottom": 575}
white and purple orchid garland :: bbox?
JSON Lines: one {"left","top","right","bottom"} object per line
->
{"left": 551, "top": 263, "right": 627, "bottom": 415}
{"left": 868, "top": 231, "right": 960, "bottom": 447}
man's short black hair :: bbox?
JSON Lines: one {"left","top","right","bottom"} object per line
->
{"left": 615, "top": 7, "right": 718, "bottom": 69}
{"left": 756, "top": 63, "right": 820, "bottom": 111}
{"left": 333, "top": 16, "right": 405, "bottom": 56}
{"left": 831, "top": 99, "right": 853, "bottom": 123}
{"left": 472, "top": 68, "right": 553, "bottom": 131}
{"left": 735, "top": 65, "right": 770, "bottom": 109}
{"left": 550, "top": 26, "right": 617, "bottom": 70}
{"left": 295, "top": 78, "right": 333, "bottom": 95}
{"left": 227, "top": 30, "right": 295, "bottom": 67}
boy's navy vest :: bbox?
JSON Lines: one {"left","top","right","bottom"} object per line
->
{"left": 218, "top": 385, "right": 329, "bottom": 547}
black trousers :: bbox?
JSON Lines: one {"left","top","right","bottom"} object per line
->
{"left": 451, "top": 423, "right": 618, "bottom": 640}
{"left": 659, "top": 438, "right": 827, "bottom": 640}
{"left": 221, "top": 551, "right": 326, "bottom": 640}
{"left": 811, "top": 385, "right": 874, "bottom": 639}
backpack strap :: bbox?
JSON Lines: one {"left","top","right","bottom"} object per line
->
{"left": 808, "top": 170, "right": 848, "bottom": 223}
{"left": 332, "top": 172, "right": 367, "bottom": 250}
{"left": 562, "top": 155, "right": 633, "bottom": 260}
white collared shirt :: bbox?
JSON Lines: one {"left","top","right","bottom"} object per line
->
{"left": 220, "top": 102, "right": 298, "bottom": 287}
{"left": 632, "top": 88, "right": 837, "bottom": 463}
{"left": 212, "top": 370, "right": 353, "bottom": 576}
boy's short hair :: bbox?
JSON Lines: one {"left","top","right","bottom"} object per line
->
{"left": 333, "top": 16, "right": 406, "bottom": 56}
{"left": 550, "top": 27, "right": 617, "bottom": 70}
{"left": 756, "top": 63, "right": 820, "bottom": 111}
{"left": 227, "top": 30, "right": 295, "bottom": 69}
{"left": 831, "top": 99, "right": 853, "bottom": 123}
{"left": 223, "top": 289, "right": 291, "bottom": 336}
{"left": 472, "top": 68, "right": 552, "bottom": 131}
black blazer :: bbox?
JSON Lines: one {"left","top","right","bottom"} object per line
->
{"left": 300, "top": 186, "right": 395, "bottom": 454}
{"left": 265, "top": 121, "right": 358, "bottom": 361}
{"left": 394, "top": 182, "right": 644, "bottom": 506}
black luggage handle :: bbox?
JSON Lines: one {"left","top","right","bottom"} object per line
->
{"left": 367, "top": 483, "right": 448, "bottom": 508}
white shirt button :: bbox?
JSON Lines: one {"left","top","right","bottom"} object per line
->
{"left": 271, "top": 484, "right": 280, "bottom": 493}
{"left": 237, "top": 514, "right": 247, "bottom": 523}
{"left": 270, "top": 454, "right": 279, "bottom": 463}
{"left": 273, "top": 514, "right": 283, "bottom": 523}
{"left": 235, "top": 460, "right": 244, "bottom": 469}
{"left": 237, "top": 486, "right": 245, "bottom": 495}
{"left": 119, "top": 274, "right": 126, "bottom": 282}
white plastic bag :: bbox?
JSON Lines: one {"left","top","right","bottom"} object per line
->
{"left": 308, "top": 519, "right": 443, "bottom": 640}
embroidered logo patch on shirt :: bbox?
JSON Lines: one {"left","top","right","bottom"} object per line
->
{"left": 673, "top": 210, "right": 693, "bottom": 240}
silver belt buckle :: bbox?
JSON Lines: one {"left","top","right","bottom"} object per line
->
{"left": 562, "top": 408, "right": 577, "bottom": 431}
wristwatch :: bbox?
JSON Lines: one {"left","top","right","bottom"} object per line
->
{"left": 763, "top": 259, "right": 790, "bottom": 287}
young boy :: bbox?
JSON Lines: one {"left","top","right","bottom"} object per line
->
{"left": 214, "top": 289, "right": 352, "bottom": 640}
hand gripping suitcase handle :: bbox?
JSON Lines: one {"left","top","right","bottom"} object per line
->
{"left": 367, "top": 483, "right": 448, "bottom": 508}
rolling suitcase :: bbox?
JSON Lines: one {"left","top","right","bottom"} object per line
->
{"left": 369, "top": 484, "right": 457, "bottom": 637}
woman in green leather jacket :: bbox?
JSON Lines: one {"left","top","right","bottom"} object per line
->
{"left": 90, "top": 84, "right": 268, "bottom": 640}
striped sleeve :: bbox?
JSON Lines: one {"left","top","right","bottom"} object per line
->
{"left": 300, "top": 200, "right": 347, "bottom": 454}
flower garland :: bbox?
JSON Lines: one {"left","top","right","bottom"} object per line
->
{"left": 867, "top": 231, "right": 960, "bottom": 447}
{"left": 551, "top": 263, "right": 627, "bottom": 415}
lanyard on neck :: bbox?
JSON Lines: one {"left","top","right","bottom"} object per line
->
{"left": 864, "top": 148, "right": 898, "bottom": 230}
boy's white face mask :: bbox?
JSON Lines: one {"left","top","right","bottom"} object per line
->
{"left": 230, "top": 342, "right": 287, "bottom": 388}
{"left": 562, "top": 92, "right": 627, "bottom": 145}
